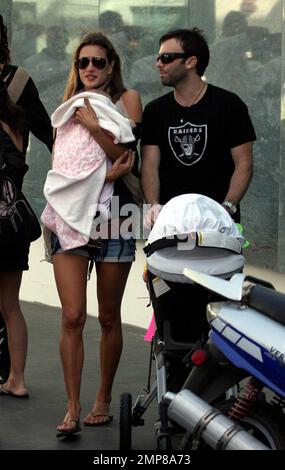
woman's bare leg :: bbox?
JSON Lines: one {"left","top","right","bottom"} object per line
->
{"left": 52, "top": 253, "right": 89, "bottom": 432}
{"left": 0, "top": 271, "right": 28, "bottom": 396}
{"left": 83, "top": 261, "right": 132, "bottom": 425}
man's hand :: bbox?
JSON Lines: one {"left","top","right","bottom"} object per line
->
{"left": 144, "top": 203, "right": 163, "bottom": 230}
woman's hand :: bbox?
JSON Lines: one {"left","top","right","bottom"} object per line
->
{"left": 106, "top": 149, "right": 135, "bottom": 182}
{"left": 75, "top": 97, "right": 125, "bottom": 160}
{"left": 74, "top": 98, "right": 100, "bottom": 134}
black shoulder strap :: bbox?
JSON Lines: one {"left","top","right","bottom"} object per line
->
{"left": 7, "top": 67, "right": 30, "bottom": 103}
{"left": 1, "top": 65, "right": 30, "bottom": 103}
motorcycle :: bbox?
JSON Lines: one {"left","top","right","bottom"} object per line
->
{"left": 164, "top": 269, "right": 285, "bottom": 450}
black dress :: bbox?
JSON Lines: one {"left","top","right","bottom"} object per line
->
{"left": 0, "top": 64, "right": 52, "bottom": 381}
{"left": 0, "top": 127, "right": 30, "bottom": 271}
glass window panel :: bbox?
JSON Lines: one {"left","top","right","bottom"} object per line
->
{"left": 98, "top": 1, "right": 189, "bottom": 105}
{"left": 5, "top": 0, "right": 284, "bottom": 272}
{"left": 278, "top": 0, "right": 285, "bottom": 272}
{"left": 11, "top": 0, "right": 100, "bottom": 215}
{"left": 207, "top": 0, "right": 282, "bottom": 270}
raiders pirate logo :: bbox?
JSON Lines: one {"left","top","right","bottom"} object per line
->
{"left": 168, "top": 122, "right": 207, "bottom": 166}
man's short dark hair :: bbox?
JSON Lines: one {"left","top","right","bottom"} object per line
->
{"left": 159, "top": 27, "right": 210, "bottom": 76}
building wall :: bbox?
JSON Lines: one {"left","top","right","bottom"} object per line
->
{"left": 2, "top": 0, "right": 285, "bottom": 272}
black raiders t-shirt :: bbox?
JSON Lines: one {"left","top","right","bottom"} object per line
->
{"left": 141, "top": 84, "right": 256, "bottom": 206}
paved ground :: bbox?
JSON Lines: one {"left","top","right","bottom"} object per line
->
{"left": 0, "top": 306, "right": 278, "bottom": 468}
{"left": 0, "top": 301, "right": 158, "bottom": 451}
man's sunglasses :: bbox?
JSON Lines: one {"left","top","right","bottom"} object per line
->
{"left": 156, "top": 52, "right": 189, "bottom": 64}
{"left": 77, "top": 56, "right": 107, "bottom": 70}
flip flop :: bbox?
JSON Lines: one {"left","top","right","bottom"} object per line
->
{"left": 84, "top": 414, "right": 113, "bottom": 427}
{"left": 0, "top": 384, "right": 29, "bottom": 398}
{"left": 56, "top": 418, "right": 82, "bottom": 438}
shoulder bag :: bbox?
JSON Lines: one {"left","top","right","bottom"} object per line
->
{"left": 0, "top": 128, "right": 41, "bottom": 245}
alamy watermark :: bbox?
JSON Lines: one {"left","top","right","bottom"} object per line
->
{"left": 87, "top": 196, "right": 200, "bottom": 251}
{"left": 89, "top": 196, "right": 154, "bottom": 240}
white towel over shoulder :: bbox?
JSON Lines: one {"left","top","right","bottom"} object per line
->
{"left": 51, "top": 91, "right": 135, "bottom": 143}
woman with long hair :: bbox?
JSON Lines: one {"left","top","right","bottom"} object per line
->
{"left": 49, "top": 32, "right": 142, "bottom": 437}
{"left": 0, "top": 78, "right": 30, "bottom": 398}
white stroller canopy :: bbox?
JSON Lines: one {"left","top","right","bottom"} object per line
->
{"left": 145, "top": 194, "right": 245, "bottom": 282}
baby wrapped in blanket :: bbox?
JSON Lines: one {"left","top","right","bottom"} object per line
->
{"left": 41, "top": 90, "right": 135, "bottom": 250}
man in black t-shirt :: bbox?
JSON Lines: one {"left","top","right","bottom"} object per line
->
{"left": 141, "top": 27, "right": 256, "bottom": 226}
{"left": 141, "top": 28, "right": 256, "bottom": 348}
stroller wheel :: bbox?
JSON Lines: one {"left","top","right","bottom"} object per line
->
{"left": 119, "top": 393, "right": 132, "bottom": 450}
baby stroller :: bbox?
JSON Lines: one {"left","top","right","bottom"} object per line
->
{"left": 119, "top": 194, "right": 245, "bottom": 450}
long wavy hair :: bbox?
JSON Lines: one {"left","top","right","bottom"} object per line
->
{"left": 63, "top": 32, "right": 126, "bottom": 103}
{"left": 0, "top": 78, "right": 24, "bottom": 134}
{"left": 0, "top": 14, "right": 11, "bottom": 65}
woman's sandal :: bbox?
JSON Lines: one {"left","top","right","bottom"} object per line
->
{"left": 56, "top": 418, "right": 82, "bottom": 438}
{"left": 83, "top": 413, "right": 113, "bottom": 427}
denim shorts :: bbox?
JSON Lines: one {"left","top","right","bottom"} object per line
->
{"left": 51, "top": 233, "right": 136, "bottom": 263}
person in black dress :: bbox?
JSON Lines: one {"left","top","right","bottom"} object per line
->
{"left": 0, "top": 14, "right": 52, "bottom": 386}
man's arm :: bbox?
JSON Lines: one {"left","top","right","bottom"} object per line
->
{"left": 141, "top": 144, "right": 162, "bottom": 228}
{"left": 141, "top": 144, "right": 161, "bottom": 204}
{"left": 224, "top": 141, "right": 253, "bottom": 204}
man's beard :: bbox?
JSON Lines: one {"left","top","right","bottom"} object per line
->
{"left": 160, "top": 69, "right": 187, "bottom": 88}
{"left": 160, "top": 76, "right": 174, "bottom": 87}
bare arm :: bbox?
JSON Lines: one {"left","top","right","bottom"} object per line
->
{"left": 75, "top": 91, "right": 142, "bottom": 162}
{"left": 224, "top": 141, "right": 254, "bottom": 204}
{"left": 103, "top": 90, "right": 142, "bottom": 183}
{"left": 141, "top": 145, "right": 161, "bottom": 204}
{"left": 120, "top": 89, "right": 143, "bottom": 124}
